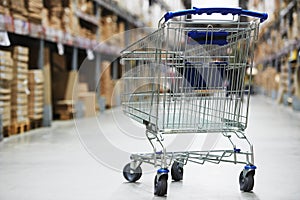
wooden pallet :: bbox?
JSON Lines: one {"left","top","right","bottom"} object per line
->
{"left": 9, "top": 120, "right": 30, "bottom": 136}
{"left": 56, "top": 112, "right": 74, "bottom": 120}
{"left": 55, "top": 100, "right": 75, "bottom": 120}
{"left": 30, "top": 119, "right": 43, "bottom": 129}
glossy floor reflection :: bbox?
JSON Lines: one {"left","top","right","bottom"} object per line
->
{"left": 0, "top": 96, "right": 300, "bottom": 200}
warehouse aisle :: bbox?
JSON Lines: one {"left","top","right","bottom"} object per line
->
{"left": 0, "top": 95, "right": 300, "bottom": 200}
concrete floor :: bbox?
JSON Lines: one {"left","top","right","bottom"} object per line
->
{"left": 1, "top": 95, "right": 300, "bottom": 200}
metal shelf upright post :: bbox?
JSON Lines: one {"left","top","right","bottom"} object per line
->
{"left": 38, "top": 39, "right": 52, "bottom": 127}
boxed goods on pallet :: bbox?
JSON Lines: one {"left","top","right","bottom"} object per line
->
{"left": 101, "top": 15, "right": 118, "bottom": 42}
{"left": 44, "top": 0, "right": 63, "bottom": 30}
{"left": 79, "top": 92, "right": 97, "bottom": 117}
{"left": 0, "top": 50, "right": 13, "bottom": 127}
{"left": 55, "top": 100, "right": 76, "bottom": 120}
{"left": 41, "top": 8, "right": 50, "bottom": 27}
{"left": 10, "top": 0, "right": 28, "bottom": 20}
{"left": 0, "top": 0, "right": 9, "bottom": 12}
{"left": 0, "top": 81, "right": 11, "bottom": 127}
{"left": 0, "top": 51, "right": 13, "bottom": 81}
{"left": 62, "top": 7, "right": 79, "bottom": 35}
{"left": 52, "top": 60, "right": 78, "bottom": 119}
{"left": 28, "top": 70, "right": 44, "bottom": 120}
{"left": 118, "top": 22, "right": 125, "bottom": 47}
{"left": 79, "top": 82, "right": 89, "bottom": 94}
{"left": 11, "top": 46, "right": 29, "bottom": 124}
{"left": 25, "top": 0, "right": 43, "bottom": 24}
{"left": 78, "top": 0, "right": 93, "bottom": 15}
{"left": 78, "top": 82, "right": 97, "bottom": 117}
{"left": 52, "top": 70, "right": 78, "bottom": 102}
{"left": 260, "top": 67, "right": 279, "bottom": 96}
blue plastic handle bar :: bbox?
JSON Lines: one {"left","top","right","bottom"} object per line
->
{"left": 164, "top": 7, "right": 268, "bottom": 23}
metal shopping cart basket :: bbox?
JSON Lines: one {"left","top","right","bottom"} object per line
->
{"left": 120, "top": 7, "right": 267, "bottom": 196}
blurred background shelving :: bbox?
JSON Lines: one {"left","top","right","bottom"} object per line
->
{"left": 248, "top": 0, "right": 300, "bottom": 111}
{"left": 0, "top": 0, "right": 187, "bottom": 138}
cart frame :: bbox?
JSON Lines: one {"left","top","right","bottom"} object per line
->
{"left": 121, "top": 7, "right": 267, "bottom": 196}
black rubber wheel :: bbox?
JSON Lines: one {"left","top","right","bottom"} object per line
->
{"left": 154, "top": 175, "right": 168, "bottom": 196}
{"left": 239, "top": 171, "right": 254, "bottom": 192}
{"left": 171, "top": 161, "right": 183, "bottom": 181}
{"left": 123, "top": 163, "right": 142, "bottom": 182}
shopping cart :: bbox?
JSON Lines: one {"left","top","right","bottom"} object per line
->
{"left": 121, "top": 7, "right": 267, "bottom": 196}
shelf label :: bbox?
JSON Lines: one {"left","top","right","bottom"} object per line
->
{"left": 57, "top": 43, "right": 64, "bottom": 55}
{"left": 86, "top": 49, "right": 94, "bottom": 60}
{"left": 0, "top": 31, "right": 10, "bottom": 46}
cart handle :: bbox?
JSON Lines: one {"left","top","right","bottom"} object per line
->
{"left": 164, "top": 7, "right": 268, "bottom": 23}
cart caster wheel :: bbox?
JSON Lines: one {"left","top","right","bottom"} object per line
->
{"left": 123, "top": 163, "right": 142, "bottom": 182}
{"left": 239, "top": 170, "right": 255, "bottom": 192}
{"left": 171, "top": 161, "right": 183, "bottom": 181}
{"left": 154, "top": 174, "right": 168, "bottom": 196}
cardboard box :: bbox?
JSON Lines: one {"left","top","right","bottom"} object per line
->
{"left": 79, "top": 92, "right": 96, "bottom": 117}
{"left": 13, "top": 54, "right": 29, "bottom": 63}
{"left": 0, "top": 58, "right": 13, "bottom": 66}
{"left": 13, "top": 61, "right": 28, "bottom": 69}
{"left": 13, "top": 46, "right": 29, "bottom": 55}
{"left": 0, "top": 83, "right": 10, "bottom": 93}
{"left": 79, "top": 82, "right": 89, "bottom": 93}
{"left": 0, "top": 70, "right": 12, "bottom": 80}
{"left": 52, "top": 70, "right": 78, "bottom": 101}
{"left": 28, "top": 70, "right": 44, "bottom": 84}
{"left": 0, "top": 99, "right": 10, "bottom": 126}
{"left": 11, "top": 46, "right": 29, "bottom": 123}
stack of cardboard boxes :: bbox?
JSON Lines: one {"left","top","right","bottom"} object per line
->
{"left": 44, "top": 0, "right": 62, "bottom": 30}
{"left": 255, "top": 67, "right": 279, "bottom": 97}
{"left": 53, "top": 70, "right": 78, "bottom": 120}
{"left": 77, "top": 0, "right": 97, "bottom": 40}
{"left": 0, "top": 50, "right": 13, "bottom": 127}
{"left": 101, "top": 15, "right": 115, "bottom": 42}
{"left": 11, "top": 46, "right": 29, "bottom": 125}
{"left": 0, "top": 0, "right": 10, "bottom": 15}
{"left": 25, "top": 0, "right": 43, "bottom": 24}
{"left": 28, "top": 70, "right": 44, "bottom": 120}
{"left": 51, "top": 52, "right": 78, "bottom": 120}
{"left": 10, "top": 0, "right": 27, "bottom": 21}
{"left": 101, "top": 15, "right": 126, "bottom": 46}
{"left": 252, "top": 0, "right": 299, "bottom": 107}
{"left": 78, "top": 82, "right": 97, "bottom": 117}
{"left": 62, "top": 5, "right": 79, "bottom": 35}
{"left": 78, "top": 0, "right": 94, "bottom": 15}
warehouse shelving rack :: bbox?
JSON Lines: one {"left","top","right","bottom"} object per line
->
{"left": 0, "top": 0, "right": 175, "bottom": 128}
{"left": 254, "top": 0, "right": 300, "bottom": 110}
